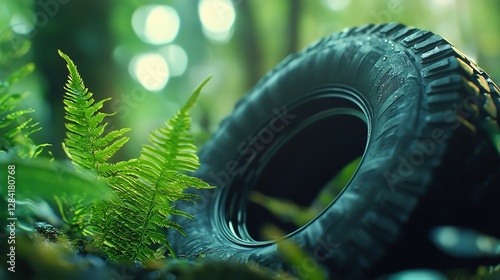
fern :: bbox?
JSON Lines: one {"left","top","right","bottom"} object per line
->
{"left": 59, "top": 50, "right": 130, "bottom": 178}
{"left": 59, "top": 51, "right": 213, "bottom": 264}
{"left": 0, "top": 49, "right": 110, "bottom": 236}
{"left": 112, "top": 77, "right": 214, "bottom": 262}
{"left": 0, "top": 63, "right": 47, "bottom": 158}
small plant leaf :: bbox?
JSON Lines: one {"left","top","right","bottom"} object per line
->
{"left": 0, "top": 157, "right": 113, "bottom": 201}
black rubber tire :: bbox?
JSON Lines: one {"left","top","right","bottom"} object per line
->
{"left": 170, "top": 23, "right": 500, "bottom": 279}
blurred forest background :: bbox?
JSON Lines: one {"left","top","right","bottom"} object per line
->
{"left": 0, "top": 0, "right": 499, "bottom": 158}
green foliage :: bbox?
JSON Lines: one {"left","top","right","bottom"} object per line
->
{"left": 0, "top": 157, "right": 112, "bottom": 201}
{"left": 59, "top": 49, "right": 130, "bottom": 177}
{"left": 0, "top": 48, "right": 213, "bottom": 267}
{"left": 58, "top": 50, "right": 213, "bottom": 264}
{"left": 0, "top": 63, "right": 47, "bottom": 159}
{"left": 250, "top": 157, "right": 361, "bottom": 229}
{"left": 263, "top": 226, "right": 327, "bottom": 280}
{"left": 0, "top": 29, "right": 31, "bottom": 66}
{"left": 97, "top": 77, "right": 213, "bottom": 263}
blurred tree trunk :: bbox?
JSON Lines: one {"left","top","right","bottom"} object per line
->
{"left": 287, "top": 0, "right": 300, "bottom": 55}
{"left": 234, "top": 0, "right": 301, "bottom": 90}
{"left": 234, "top": 0, "right": 263, "bottom": 90}
{"left": 32, "top": 0, "right": 117, "bottom": 158}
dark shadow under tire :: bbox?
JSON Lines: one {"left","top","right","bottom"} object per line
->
{"left": 170, "top": 23, "right": 500, "bottom": 279}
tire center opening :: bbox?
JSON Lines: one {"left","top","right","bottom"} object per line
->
{"left": 221, "top": 94, "right": 369, "bottom": 243}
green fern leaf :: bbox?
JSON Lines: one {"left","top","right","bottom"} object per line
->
{"left": 0, "top": 63, "right": 47, "bottom": 158}
{"left": 94, "top": 77, "right": 213, "bottom": 263}
{"left": 59, "top": 51, "right": 136, "bottom": 250}
{"left": 139, "top": 77, "right": 211, "bottom": 176}
{"left": 59, "top": 51, "right": 213, "bottom": 265}
{"left": 59, "top": 50, "right": 130, "bottom": 178}
{"left": 129, "top": 77, "right": 213, "bottom": 260}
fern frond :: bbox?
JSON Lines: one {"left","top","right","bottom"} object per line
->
{"left": 93, "top": 77, "right": 214, "bottom": 263}
{"left": 59, "top": 52, "right": 213, "bottom": 264}
{"left": 59, "top": 50, "right": 130, "bottom": 178}
{"left": 55, "top": 195, "right": 94, "bottom": 236}
{"left": 0, "top": 63, "right": 47, "bottom": 158}
{"left": 58, "top": 51, "right": 134, "bottom": 250}
{"left": 139, "top": 77, "right": 211, "bottom": 175}
{"left": 130, "top": 76, "right": 213, "bottom": 260}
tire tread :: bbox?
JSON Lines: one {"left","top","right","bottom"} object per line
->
{"left": 171, "top": 22, "right": 500, "bottom": 280}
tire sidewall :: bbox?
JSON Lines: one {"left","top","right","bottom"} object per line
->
{"left": 172, "top": 25, "right": 452, "bottom": 276}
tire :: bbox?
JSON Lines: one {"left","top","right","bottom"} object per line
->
{"left": 170, "top": 23, "right": 500, "bottom": 279}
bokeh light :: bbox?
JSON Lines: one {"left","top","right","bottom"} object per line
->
{"left": 429, "top": 0, "right": 455, "bottom": 8}
{"left": 434, "top": 226, "right": 460, "bottom": 248}
{"left": 383, "top": 269, "right": 446, "bottom": 280}
{"left": 159, "top": 44, "right": 188, "bottom": 77}
{"left": 198, "top": 0, "right": 236, "bottom": 42}
{"left": 129, "top": 53, "right": 169, "bottom": 91}
{"left": 10, "top": 14, "right": 34, "bottom": 35}
{"left": 322, "top": 0, "right": 352, "bottom": 11}
{"left": 132, "top": 5, "right": 180, "bottom": 45}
